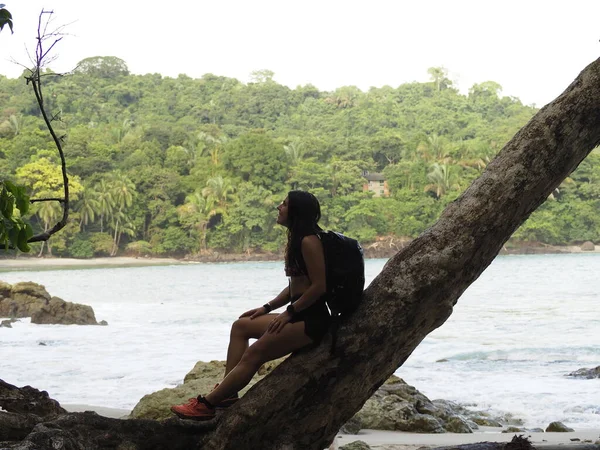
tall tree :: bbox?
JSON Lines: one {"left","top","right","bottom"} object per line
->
{"left": 106, "top": 171, "right": 136, "bottom": 255}
{"left": 177, "top": 190, "right": 215, "bottom": 252}
{"left": 34, "top": 201, "right": 61, "bottom": 256}
{"left": 427, "top": 67, "right": 453, "bottom": 92}
{"left": 424, "top": 163, "right": 461, "bottom": 198}
{"left": 74, "top": 185, "right": 100, "bottom": 231}
{"left": 202, "top": 175, "right": 236, "bottom": 210}
{"left": 95, "top": 178, "right": 114, "bottom": 233}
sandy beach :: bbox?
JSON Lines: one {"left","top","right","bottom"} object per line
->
{"left": 0, "top": 256, "right": 186, "bottom": 271}
{"left": 335, "top": 428, "right": 600, "bottom": 449}
{"left": 63, "top": 403, "right": 132, "bottom": 419}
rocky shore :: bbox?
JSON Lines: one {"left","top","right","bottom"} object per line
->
{"left": 3, "top": 361, "right": 599, "bottom": 450}
{"left": 0, "top": 281, "right": 105, "bottom": 326}
{"left": 131, "top": 359, "right": 599, "bottom": 437}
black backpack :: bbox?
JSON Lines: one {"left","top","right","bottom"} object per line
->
{"left": 317, "top": 231, "right": 365, "bottom": 319}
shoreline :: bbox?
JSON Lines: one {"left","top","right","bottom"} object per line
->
{"left": 335, "top": 427, "right": 600, "bottom": 448}
{"left": 59, "top": 405, "right": 600, "bottom": 449}
{"left": 0, "top": 244, "right": 599, "bottom": 271}
{"left": 0, "top": 256, "right": 186, "bottom": 271}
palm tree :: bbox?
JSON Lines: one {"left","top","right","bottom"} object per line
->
{"left": 36, "top": 201, "right": 61, "bottom": 256}
{"left": 417, "top": 134, "right": 450, "bottom": 163}
{"left": 7, "top": 114, "right": 23, "bottom": 137}
{"left": 95, "top": 179, "right": 115, "bottom": 233}
{"left": 106, "top": 172, "right": 137, "bottom": 255}
{"left": 109, "top": 171, "right": 136, "bottom": 211}
{"left": 75, "top": 186, "right": 100, "bottom": 231}
{"left": 202, "top": 176, "right": 236, "bottom": 210}
{"left": 111, "top": 118, "right": 134, "bottom": 144}
{"left": 424, "top": 163, "right": 461, "bottom": 199}
{"left": 197, "top": 132, "right": 228, "bottom": 174}
{"left": 177, "top": 191, "right": 216, "bottom": 252}
{"left": 284, "top": 139, "right": 305, "bottom": 166}
{"left": 109, "top": 209, "right": 136, "bottom": 256}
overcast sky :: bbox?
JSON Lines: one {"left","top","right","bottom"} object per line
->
{"left": 1, "top": 1, "right": 599, "bottom": 107}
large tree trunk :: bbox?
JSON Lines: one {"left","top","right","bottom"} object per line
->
{"left": 203, "top": 57, "right": 600, "bottom": 449}
{"left": 6, "top": 58, "right": 600, "bottom": 450}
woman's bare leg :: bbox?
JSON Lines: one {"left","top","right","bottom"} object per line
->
{"left": 207, "top": 321, "right": 313, "bottom": 405}
{"left": 224, "top": 315, "right": 275, "bottom": 375}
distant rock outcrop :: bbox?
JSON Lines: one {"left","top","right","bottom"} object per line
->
{"left": 0, "top": 281, "right": 101, "bottom": 325}
{"left": 567, "top": 365, "right": 600, "bottom": 379}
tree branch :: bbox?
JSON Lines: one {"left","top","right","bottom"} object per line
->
{"left": 24, "top": 10, "right": 70, "bottom": 244}
{"left": 29, "top": 198, "right": 65, "bottom": 204}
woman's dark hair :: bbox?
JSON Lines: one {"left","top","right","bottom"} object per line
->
{"left": 284, "top": 190, "right": 322, "bottom": 274}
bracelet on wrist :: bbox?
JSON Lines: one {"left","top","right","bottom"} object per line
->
{"left": 263, "top": 303, "right": 273, "bottom": 313}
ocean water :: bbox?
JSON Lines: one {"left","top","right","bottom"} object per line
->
{"left": 1, "top": 255, "right": 599, "bottom": 429}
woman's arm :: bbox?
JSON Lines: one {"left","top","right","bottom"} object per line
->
{"left": 239, "top": 285, "right": 290, "bottom": 319}
{"left": 266, "top": 285, "right": 291, "bottom": 310}
{"left": 286, "top": 235, "right": 326, "bottom": 314}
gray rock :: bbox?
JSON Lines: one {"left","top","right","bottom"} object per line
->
{"left": 431, "top": 399, "right": 470, "bottom": 419}
{"left": 339, "top": 440, "right": 371, "bottom": 450}
{"left": 445, "top": 415, "right": 474, "bottom": 433}
{"left": 567, "top": 366, "right": 600, "bottom": 379}
{"left": 497, "top": 412, "right": 525, "bottom": 426}
{"left": 580, "top": 241, "right": 595, "bottom": 251}
{"left": 466, "top": 419, "right": 479, "bottom": 430}
{"left": 99, "top": 320, "right": 108, "bottom": 326}
{"left": 0, "top": 379, "right": 66, "bottom": 418}
{"left": 502, "top": 426, "right": 526, "bottom": 433}
{"left": 1, "top": 319, "right": 12, "bottom": 328}
{"left": 0, "top": 282, "right": 49, "bottom": 318}
{"left": 0, "top": 280, "right": 12, "bottom": 299}
{"left": 404, "top": 414, "right": 445, "bottom": 433}
{"left": 31, "top": 296, "right": 98, "bottom": 325}
{"left": 340, "top": 416, "right": 362, "bottom": 434}
{"left": 471, "top": 416, "right": 503, "bottom": 427}
{"left": 0, "top": 282, "right": 99, "bottom": 325}
{"left": 545, "top": 421, "right": 574, "bottom": 432}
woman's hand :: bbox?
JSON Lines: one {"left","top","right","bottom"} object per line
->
{"left": 239, "top": 307, "right": 268, "bottom": 320}
{"left": 267, "top": 311, "right": 292, "bottom": 334}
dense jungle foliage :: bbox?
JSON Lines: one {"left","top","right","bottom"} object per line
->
{"left": 0, "top": 58, "right": 598, "bottom": 258}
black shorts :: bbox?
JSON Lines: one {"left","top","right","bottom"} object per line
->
{"left": 289, "top": 295, "right": 331, "bottom": 342}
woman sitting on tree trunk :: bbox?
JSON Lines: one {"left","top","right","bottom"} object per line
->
{"left": 171, "top": 190, "right": 331, "bottom": 420}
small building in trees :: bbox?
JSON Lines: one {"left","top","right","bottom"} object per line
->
{"left": 362, "top": 170, "right": 390, "bottom": 197}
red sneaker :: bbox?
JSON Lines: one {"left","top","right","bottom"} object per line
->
{"left": 170, "top": 397, "right": 215, "bottom": 420}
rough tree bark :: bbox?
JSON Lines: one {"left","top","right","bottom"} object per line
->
{"left": 6, "top": 58, "right": 600, "bottom": 450}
